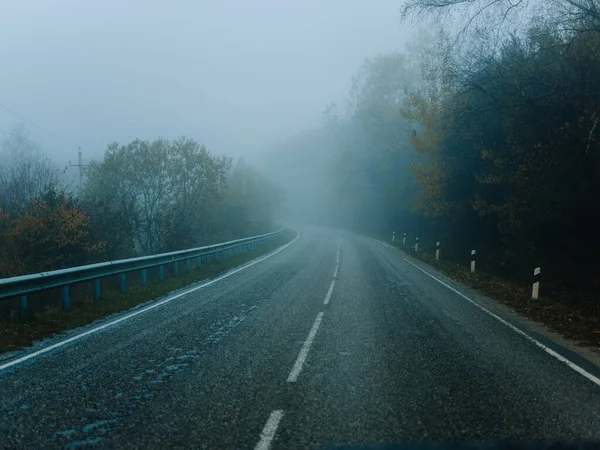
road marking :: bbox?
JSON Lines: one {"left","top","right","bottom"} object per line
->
{"left": 369, "top": 237, "right": 390, "bottom": 248}
{"left": 324, "top": 280, "right": 335, "bottom": 305}
{"left": 0, "top": 232, "right": 301, "bottom": 373}
{"left": 255, "top": 410, "right": 283, "bottom": 450}
{"left": 287, "top": 312, "right": 324, "bottom": 382}
{"left": 402, "top": 257, "right": 600, "bottom": 388}
{"left": 333, "top": 243, "right": 340, "bottom": 277}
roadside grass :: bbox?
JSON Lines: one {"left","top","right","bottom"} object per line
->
{"left": 382, "top": 238, "right": 600, "bottom": 349}
{"left": 0, "top": 230, "right": 296, "bottom": 355}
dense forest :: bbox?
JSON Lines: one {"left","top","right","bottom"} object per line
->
{"left": 0, "top": 130, "right": 282, "bottom": 278}
{"left": 260, "top": 0, "right": 600, "bottom": 302}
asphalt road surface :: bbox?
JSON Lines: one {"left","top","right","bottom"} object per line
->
{"left": 1, "top": 227, "right": 600, "bottom": 449}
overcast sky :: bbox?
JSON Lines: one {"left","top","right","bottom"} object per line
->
{"left": 0, "top": 0, "right": 414, "bottom": 167}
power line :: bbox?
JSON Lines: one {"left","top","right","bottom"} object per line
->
{"left": 0, "top": 100, "right": 76, "bottom": 147}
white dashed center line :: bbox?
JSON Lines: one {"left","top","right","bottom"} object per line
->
{"left": 324, "top": 280, "right": 336, "bottom": 305}
{"left": 287, "top": 312, "right": 324, "bottom": 382}
{"left": 255, "top": 410, "right": 284, "bottom": 450}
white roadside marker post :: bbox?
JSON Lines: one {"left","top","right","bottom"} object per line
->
{"left": 471, "top": 250, "right": 476, "bottom": 273}
{"left": 532, "top": 267, "right": 541, "bottom": 300}
{"left": 436, "top": 242, "right": 440, "bottom": 260}
{"left": 403, "top": 233, "right": 406, "bottom": 245}
{"left": 415, "top": 237, "right": 419, "bottom": 253}
{"left": 392, "top": 231, "right": 396, "bottom": 243}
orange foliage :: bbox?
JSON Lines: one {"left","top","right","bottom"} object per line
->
{"left": 0, "top": 193, "right": 106, "bottom": 278}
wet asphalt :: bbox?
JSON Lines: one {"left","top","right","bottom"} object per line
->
{"left": 1, "top": 227, "right": 599, "bottom": 449}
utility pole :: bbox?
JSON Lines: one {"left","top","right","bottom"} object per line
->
{"left": 69, "top": 147, "right": 89, "bottom": 196}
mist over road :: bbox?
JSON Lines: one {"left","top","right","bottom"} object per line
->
{"left": 1, "top": 227, "right": 600, "bottom": 448}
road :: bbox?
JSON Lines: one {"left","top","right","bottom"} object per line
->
{"left": 1, "top": 227, "right": 600, "bottom": 449}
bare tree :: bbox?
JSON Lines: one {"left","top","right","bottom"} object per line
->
{"left": 0, "top": 125, "right": 62, "bottom": 214}
{"left": 401, "top": 0, "right": 600, "bottom": 36}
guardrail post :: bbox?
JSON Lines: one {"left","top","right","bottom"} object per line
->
{"left": 471, "top": 250, "right": 476, "bottom": 273}
{"left": 94, "top": 279, "right": 102, "bottom": 300}
{"left": 19, "top": 295, "right": 27, "bottom": 318}
{"left": 436, "top": 242, "right": 440, "bottom": 260}
{"left": 197, "top": 255, "right": 201, "bottom": 267}
{"left": 159, "top": 265, "right": 165, "bottom": 281}
{"left": 173, "top": 261, "right": 179, "bottom": 276}
{"left": 120, "top": 274, "right": 127, "bottom": 294}
{"left": 61, "top": 286, "right": 70, "bottom": 310}
{"left": 186, "top": 259, "right": 191, "bottom": 273}
{"left": 141, "top": 269, "right": 147, "bottom": 287}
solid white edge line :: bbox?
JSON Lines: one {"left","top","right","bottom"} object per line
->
{"left": 0, "top": 232, "right": 301, "bottom": 373}
{"left": 333, "top": 265, "right": 338, "bottom": 278}
{"left": 401, "top": 256, "right": 600, "bottom": 388}
{"left": 369, "top": 237, "right": 390, "bottom": 248}
{"left": 287, "top": 312, "right": 324, "bottom": 382}
{"left": 324, "top": 280, "right": 336, "bottom": 305}
{"left": 255, "top": 410, "right": 284, "bottom": 450}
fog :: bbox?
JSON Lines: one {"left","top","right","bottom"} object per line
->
{"left": 0, "top": 0, "right": 413, "bottom": 166}
{"left": 2, "top": 0, "right": 600, "bottom": 352}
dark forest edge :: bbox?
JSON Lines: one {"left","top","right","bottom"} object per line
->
{"left": 0, "top": 229, "right": 296, "bottom": 355}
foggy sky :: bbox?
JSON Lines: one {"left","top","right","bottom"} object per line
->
{"left": 0, "top": 0, "right": 414, "bottom": 167}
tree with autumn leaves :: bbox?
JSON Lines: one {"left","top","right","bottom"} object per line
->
{"left": 0, "top": 189, "right": 105, "bottom": 276}
{"left": 0, "top": 129, "right": 104, "bottom": 277}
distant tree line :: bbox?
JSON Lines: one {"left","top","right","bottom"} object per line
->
{"left": 0, "top": 130, "right": 282, "bottom": 278}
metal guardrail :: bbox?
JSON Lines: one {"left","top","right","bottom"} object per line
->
{"left": 0, "top": 229, "right": 283, "bottom": 317}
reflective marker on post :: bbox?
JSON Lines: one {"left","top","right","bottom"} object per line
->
{"left": 532, "top": 267, "right": 541, "bottom": 300}
{"left": 403, "top": 233, "right": 406, "bottom": 245}
{"left": 471, "top": 250, "right": 476, "bottom": 273}
{"left": 392, "top": 231, "right": 396, "bottom": 243}
{"left": 436, "top": 242, "right": 440, "bottom": 260}
{"left": 415, "top": 237, "right": 419, "bottom": 253}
